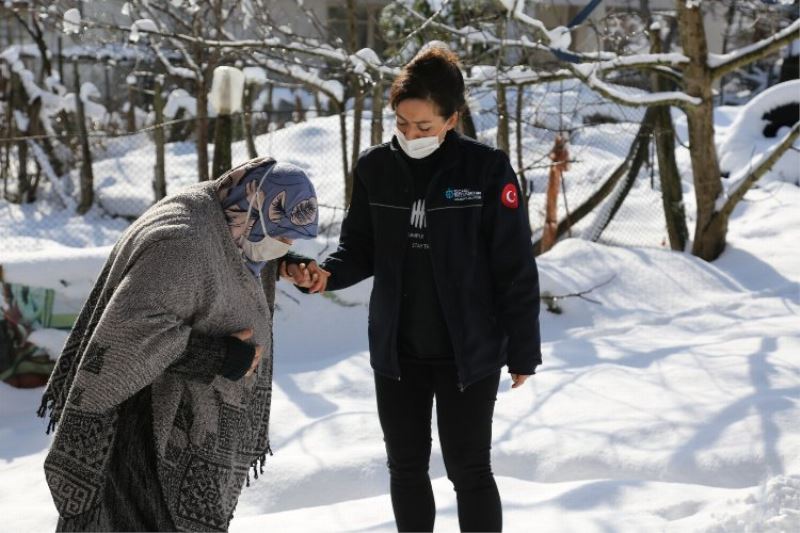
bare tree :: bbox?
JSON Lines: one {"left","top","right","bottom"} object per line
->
{"left": 435, "top": 1, "right": 799, "bottom": 261}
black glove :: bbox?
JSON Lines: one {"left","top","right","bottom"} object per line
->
{"left": 220, "top": 336, "right": 256, "bottom": 381}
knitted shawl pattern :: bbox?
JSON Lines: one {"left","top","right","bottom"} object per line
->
{"left": 38, "top": 171, "right": 275, "bottom": 532}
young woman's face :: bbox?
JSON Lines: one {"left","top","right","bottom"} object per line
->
{"left": 395, "top": 98, "right": 458, "bottom": 141}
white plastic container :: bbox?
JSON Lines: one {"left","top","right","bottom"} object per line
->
{"left": 210, "top": 66, "right": 245, "bottom": 115}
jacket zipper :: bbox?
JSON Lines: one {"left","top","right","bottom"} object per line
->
{"left": 423, "top": 187, "right": 467, "bottom": 392}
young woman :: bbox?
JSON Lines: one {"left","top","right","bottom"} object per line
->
{"left": 40, "top": 157, "right": 319, "bottom": 532}
{"left": 297, "top": 45, "right": 541, "bottom": 532}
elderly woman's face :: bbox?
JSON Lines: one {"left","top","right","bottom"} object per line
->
{"left": 395, "top": 98, "right": 457, "bottom": 141}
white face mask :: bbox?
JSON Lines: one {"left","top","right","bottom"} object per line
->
{"left": 394, "top": 124, "right": 448, "bottom": 159}
{"left": 240, "top": 165, "right": 292, "bottom": 262}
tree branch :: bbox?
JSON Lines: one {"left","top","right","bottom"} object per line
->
{"left": 569, "top": 63, "right": 701, "bottom": 108}
{"left": 720, "top": 122, "right": 800, "bottom": 218}
{"left": 540, "top": 276, "right": 616, "bottom": 313}
{"left": 710, "top": 19, "right": 800, "bottom": 80}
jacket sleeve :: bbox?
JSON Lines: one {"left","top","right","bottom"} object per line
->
{"left": 483, "top": 150, "right": 542, "bottom": 375}
{"left": 319, "top": 164, "right": 375, "bottom": 291}
{"left": 166, "top": 331, "right": 228, "bottom": 384}
{"left": 70, "top": 239, "right": 242, "bottom": 413}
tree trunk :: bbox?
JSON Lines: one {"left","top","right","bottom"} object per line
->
{"left": 74, "top": 61, "right": 94, "bottom": 214}
{"left": 371, "top": 78, "right": 384, "bottom": 146}
{"left": 16, "top": 137, "right": 29, "bottom": 203}
{"left": 29, "top": 15, "right": 52, "bottom": 84}
{"left": 8, "top": 72, "right": 28, "bottom": 203}
{"left": 645, "top": 2, "right": 688, "bottom": 251}
{"left": 351, "top": 82, "right": 364, "bottom": 182}
{"left": 653, "top": 107, "right": 688, "bottom": 250}
{"left": 127, "top": 85, "right": 136, "bottom": 133}
{"left": 57, "top": 37, "right": 64, "bottom": 86}
{"left": 496, "top": 85, "right": 510, "bottom": 154}
{"left": 1, "top": 78, "right": 10, "bottom": 199}
{"left": 153, "top": 77, "right": 167, "bottom": 201}
{"left": 196, "top": 76, "right": 210, "bottom": 181}
{"left": 23, "top": 96, "right": 45, "bottom": 203}
{"left": 678, "top": 1, "right": 726, "bottom": 260}
{"left": 338, "top": 102, "right": 351, "bottom": 206}
{"left": 515, "top": 84, "right": 530, "bottom": 220}
{"left": 717, "top": 1, "right": 738, "bottom": 105}
{"left": 591, "top": 110, "right": 655, "bottom": 242}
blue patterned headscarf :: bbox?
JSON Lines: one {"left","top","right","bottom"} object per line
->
{"left": 218, "top": 157, "right": 318, "bottom": 275}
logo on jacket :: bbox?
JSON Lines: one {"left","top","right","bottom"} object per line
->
{"left": 445, "top": 188, "right": 482, "bottom": 202}
{"left": 501, "top": 183, "right": 519, "bottom": 209}
{"left": 410, "top": 199, "right": 426, "bottom": 229}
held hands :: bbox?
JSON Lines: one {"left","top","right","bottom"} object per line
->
{"left": 279, "top": 260, "right": 331, "bottom": 294}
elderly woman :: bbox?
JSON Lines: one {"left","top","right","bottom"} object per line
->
{"left": 38, "top": 157, "right": 318, "bottom": 532}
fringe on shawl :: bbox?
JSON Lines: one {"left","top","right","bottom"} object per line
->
{"left": 245, "top": 442, "right": 274, "bottom": 487}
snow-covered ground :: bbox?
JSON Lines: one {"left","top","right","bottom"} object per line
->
{"left": 1, "top": 97, "right": 799, "bottom": 532}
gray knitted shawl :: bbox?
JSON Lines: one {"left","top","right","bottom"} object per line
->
{"left": 39, "top": 173, "right": 275, "bottom": 532}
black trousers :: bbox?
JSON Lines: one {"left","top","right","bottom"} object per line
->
{"left": 375, "top": 360, "right": 502, "bottom": 532}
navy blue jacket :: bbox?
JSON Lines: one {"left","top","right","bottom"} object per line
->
{"left": 322, "top": 131, "right": 541, "bottom": 388}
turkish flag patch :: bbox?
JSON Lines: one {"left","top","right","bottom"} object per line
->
{"left": 501, "top": 183, "right": 519, "bottom": 209}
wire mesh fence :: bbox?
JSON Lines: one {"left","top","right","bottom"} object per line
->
{"left": 2, "top": 83, "right": 676, "bottom": 253}
{"left": 471, "top": 81, "right": 671, "bottom": 251}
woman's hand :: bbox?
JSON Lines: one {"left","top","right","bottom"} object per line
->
{"left": 510, "top": 374, "right": 531, "bottom": 389}
{"left": 280, "top": 261, "right": 331, "bottom": 293}
{"left": 231, "top": 328, "right": 263, "bottom": 377}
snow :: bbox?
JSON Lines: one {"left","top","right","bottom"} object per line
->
{"left": 163, "top": 88, "right": 197, "bottom": 119}
{"left": 62, "top": 8, "right": 81, "bottom": 35}
{"left": 718, "top": 80, "right": 800, "bottom": 188}
{"left": 79, "top": 82, "right": 101, "bottom": 102}
{"left": 352, "top": 48, "right": 382, "bottom": 74}
{"left": 27, "top": 330, "right": 69, "bottom": 359}
{"left": 547, "top": 26, "right": 572, "bottom": 51}
{"left": 2, "top": 93, "right": 800, "bottom": 533}
{"left": 243, "top": 66, "right": 268, "bottom": 85}
{"left": 129, "top": 18, "right": 159, "bottom": 43}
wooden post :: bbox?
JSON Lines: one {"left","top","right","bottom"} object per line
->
{"left": 73, "top": 60, "right": 94, "bottom": 214}
{"left": 210, "top": 66, "right": 244, "bottom": 179}
{"left": 540, "top": 135, "right": 569, "bottom": 253}
{"left": 243, "top": 84, "right": 258, "bottom": 159}
{"left": 212, "top": 114, "right": 233, "bottom": 179}
{"left": 153, "top": 75, "right": 167, "bottom": 201}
